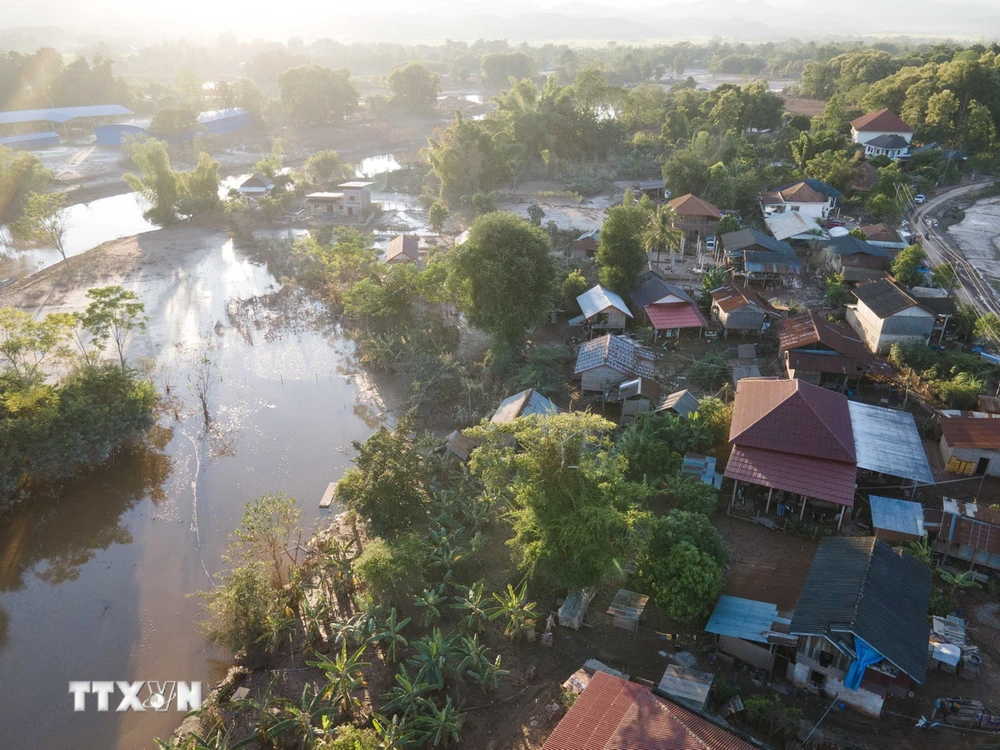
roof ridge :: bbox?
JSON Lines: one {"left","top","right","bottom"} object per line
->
{"left": 733, "top": 380, "right": 797, "bottom": 440}
{"left": 847, "top": 538, "right": 878, "bottom": 635}
{"left": 645, "top": 694, "right": 713, "bottom": 750}
{"left": 795, "top": 381, "right": 855, "bottom": 459}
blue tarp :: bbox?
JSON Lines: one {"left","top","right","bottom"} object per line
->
{"left": 844, "top": 636, "right": 883, "bottom": 690}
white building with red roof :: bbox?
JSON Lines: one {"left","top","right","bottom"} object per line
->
{"left": 850, "top": 109, "right": 914, "bottom": 159}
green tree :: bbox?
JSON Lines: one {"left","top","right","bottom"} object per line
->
{"left": 641, "top": 203, "right": 683, "bottom": 265}
{"left": 149, "top": 107, "right": 200, "bottom": 138}
{"left": 11, "top": 191, "right": 68, "bottom": 260}
{"left": 922, "top": 89, "right": 960, "bottom": 144}
{"left": 279, "top": 65, "right": 358, "bottom": 125}
{"left": 0, "top": 145, "right": 52, "bottom": 223}
{"left": 388, "top": 62, "right": 441, "bottom": 113}
{"left": 467, "top": 412, "right": 650, "bottom": 589}
{"left": 961, "top": 99, "right": 997, "bottom": 152}
{"left": 661, "top": 476, "right": 719, "bottom": 515}
{"left": 196, "top": 561, "right": 277, "bottom": 659}
{"left": 177, "top": 152, "right": 221, "bottom": 215}
{"left": 865, "top": 193, "right": 903, "bottom": 225}
{"left": 304, "top": 150, "right": 353, "bottom": 188}
{"left": 690, "top": 352, "right": 728, "bottom": 390}
{"left": 891, "top": 244, "right": 926, "bottom": 288}
{"left": 596, "top": 202, "right": 649, "bottom": 294}
{"left": 481, "top": 51, "right": 536, "bottom": 88}
{"left": 228, "top": 492, "right": 302, "bottom": 587}
{"left": 805, "top": 150, "right": 861, "bottom": 195}
{"left": 423, "top": 115, "right": 509, "bottom": 205}
{"left": 429, "top": 201, "right": 449, "bottom": 235}
{"left": 336, "top": 424, "right": 431, "bottom": 540}
{"left": 526, "top": 202, "right": 545, "bottom": 227}
{"left": 662, "top": 150, "right": 710, "bottom": 197}
{"left": 123, "top": 139, "right": 181, "bottom": 226}
{"left": 447, "top": 211, "right": 554, "bottom": 367}
{"left": 560, "top": 269, "right": 590, "bottom": 311}
{"left": 77, "top": 285, "right": 148, "bottom": 370}
{"left": 354, "top": 534, "right": 427, "bottom": 607}
{"left": 0, "top": 307, "right": 75, "bottom": 382}
{"left": 714, "top": 214, "right": 740, "bottom": 237}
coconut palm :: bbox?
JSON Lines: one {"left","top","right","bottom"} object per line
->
{"left": 640, "top": 204, "right": 683, "bottom": 266}
{"left": 308, "top": 641, "right": 371, "bottom": 719}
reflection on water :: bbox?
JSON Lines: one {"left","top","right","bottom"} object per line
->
{"left": 0, "top": 233, "right": 385, "bottom": 749}
{"left": 356, "top": 153, "right": 401, "bottom": 177}
{"left": 0, "top": 192, "right": 156, "bottom": 281}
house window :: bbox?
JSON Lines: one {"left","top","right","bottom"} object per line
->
{"left": 326, "top": 205, "right": 332, "bottom": 213}
{"left": 809, "top": 670, "right": 825, "bottom": 687}
{"left": 791, "top": 205, "right": 800, "bottom": 211}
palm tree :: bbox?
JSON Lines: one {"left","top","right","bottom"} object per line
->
{"left": 372, "top": 607, "right": 411, "bottom": 664}
{"left": 641, "top": 204, "right": 683, "bottom": 267}
{"left": 308, "top": 641, "right": 371, "bottom": 719}
{"left": 487, "top": 582, "right": 539, "bottom": 643}
{"left": 451, "top": 581, "right": 490, "bottom": 636}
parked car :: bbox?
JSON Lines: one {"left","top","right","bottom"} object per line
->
{"left": 914, "top": 194, "right": 927, "bottom": 204}
{"left": 705, "top": 235, "right": 715, "bottom": 250}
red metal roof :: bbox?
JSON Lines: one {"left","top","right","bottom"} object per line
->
{"left": 644, "top": 302, "right": 707, "bottom": 331}
{"left": 729, "top": 378, "right": 855, "bottom": 463}
{"left": 710, "top": 283, "right": 773, "bottom": 314}
{"left": 667, "top": 193, "right": 722, "bottom": 219}
{"left": 778, "top": 182, "right": 826, "bottom": 204}
{"left": 543, "top": 671, "right": 754, "bottom": 750}
{"left": 725, "top": 445, "right": 857, "bottom": 506}
{"left": 941, "top": 416, "right": 1000, "bottom": 450}
{"left": 851, "top": 108, "right": 913, "bottom": 133}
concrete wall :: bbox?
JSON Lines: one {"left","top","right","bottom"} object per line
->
{"left": 942, "top": 438, "right": 1000, "bottom": 477}
{"left": 581, "top": 365, "right": 626, "bottom": 392}
{"left": 788, "top": 659, "right": 884, "bottom": 717}
{"left": 590, "top": 309, "right": 628, "bottom": 330}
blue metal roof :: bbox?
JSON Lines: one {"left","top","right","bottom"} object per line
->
{"left": 197, "top": 108, "right": 249, "bottom": 123}
{"left": 0, "top": 131, "right": 60, "bottom": 145}
{"left": 0, "top": 105, "right": 133, "bottom": 125}
{"left": 706, "top": 596, "right": 785, "bottom": 644}
{"left": 869, "top": 496, "right": 925, "bottom": 537}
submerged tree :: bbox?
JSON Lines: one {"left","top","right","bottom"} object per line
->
{"left": 124, "top": 139, "right": 181, "bottom": 225}
{"left": 11, "top": 192, "right": 68, "bottom": 259}
{"left": 77, "top": 285, "right": 148, "bottom": 371}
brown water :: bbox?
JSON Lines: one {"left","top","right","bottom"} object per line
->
{"left": 0, "top": 236, "right": 386, "bottom": 749}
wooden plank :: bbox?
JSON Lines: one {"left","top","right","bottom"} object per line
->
{"left": 319, "top": 482, "right": 337, "bottom": 508}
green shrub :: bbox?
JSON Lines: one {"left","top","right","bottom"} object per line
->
{"left": 196, "top": 561, "right": 278, "bottom": 659}
{"left": 354, "top": 534, "right": 427, "bottom": 607}
{"left": 689, "top": 352, "right": 728, "bottom": 391}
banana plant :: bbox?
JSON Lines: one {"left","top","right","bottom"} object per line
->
{"left": 232, "top": 675, "right": 286, "bottom": 743}
{"left": 263, "top": 683, "right": 335, "bottom": 748}
{"left": 381, "top": 665, "right": 434, "bottom": 718}
{"left": 155, "top": 721, "right": 258, "bottom": 750}
{"left": 371, "top": 607, "right": 411, "bottom": 664}
{"left": 411, "top": 696, "right": 465, "bottom": 748}
{"left": 255, "top": 609, "right": 298, "bottom": 659}
{"left": 487, "top": 582, "right": 538, "bottom": 643}
{"left": 308, "top": 641, "right": 371, "bottom": 720}
{"left": 298, "top": 589, "right": 332, "bottom": 649}
{"left": 414, "top": 587, "right": 446, "bottom": 627}
{"left": 451, "top": 581, "right": 489, "bottom": 636}
{"left": 408, "top": 628, "right": 459, "bottom": 688}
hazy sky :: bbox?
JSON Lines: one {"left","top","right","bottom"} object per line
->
{"left": 3, "top": 0, "right": 998, "bottom": 43}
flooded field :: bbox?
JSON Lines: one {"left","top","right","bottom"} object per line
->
{"left": 0, "top": 227, "right": 387, "bottom": 749}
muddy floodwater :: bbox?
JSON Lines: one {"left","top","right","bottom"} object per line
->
{"left": 0, "top": 229, "right": 387, "bottom": 749}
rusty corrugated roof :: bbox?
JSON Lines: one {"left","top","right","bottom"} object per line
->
{"left": 941, "top": 416, "right": 1000, "bottom": 450}
{"left": 851, "top": 108, "right": 913, "bottom": 133}
{"left": 543, "top": 671, "right": 754, "bottom": 750}
{"left": 667, "top": 193, "right": 722, "bottom": 219}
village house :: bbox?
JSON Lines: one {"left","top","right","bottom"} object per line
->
{"left": 868, "top": 495, "right": 926, "bottom": 543}
{"left": 609, "top": 377, "right": 660, "bottom": 423}
{"left": 655, "top": 388, "right": 700, "bottom": 420}
{"left": 570, "top": 228, "right": 599, "bottom": 259}
{"left": 385, "top": 235, "right": 421, "bottom": 265}
{"left": 627, "top": 276, "right": 706, "bottom": 338}
{"left": 236, "top": 172, "right": 275, "bottom": 199}
{"left": 822, "top": 234, "right": 893, "bottom": 283}
{"left": 490, "top": 388, "right": 558, "bottom": 423}
{"left": 850, "top": 109, "right": 914, "bottom": 160}
{"left": 763, "top": 210, "right": 827, "bottom": 243}
{"left": 543, "top": 670, "right": 755, "bottom": 750}
{"left": 572, "top": 285, "right": 632, "bottom": 331}
{"left": 939, "top": 412, "right": 1000, "bottom": 477}
{"left": 846, "top": 278, "right": 936, "bottom": 354}
{"left": 860, "top": 223, "right": 908, "bottom": 251}
{"left": 910, "top": 287, "right": 957, "bottom": 338}
{"left": 706, "top": 596, "right": 798, "bottom": 677}
{"left": 787, "top": 537, "right": 931, "bottom": 718}
{"left": 710, "top": 282, "right": 777, "bottom": 334}
{"left": 851, "top": 161, "right": 880, "bottom": 192}
{"left": 777, "top": 311, "right": 888, "bottom": 385}
{"left": 304, "top": 180, "right": 375, "bottom": 224}
{"left": 574, "top": 333, "right": 657, "bottom": 392}
{"left": 666, "top": 193, "right": 721, "bottom": 244}
{"left": 758, "top": 181, "right": 836, "bottom": 220}
{"left": 725, "top": 378, "right": 932, "bottom": 527}
{"left": 721, "top": 228, "right": 802, "bottom": 286}
{"left": 932, "top": 498, "right": 1000, "bottom": 572}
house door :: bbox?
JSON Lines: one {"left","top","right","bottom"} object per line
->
{"left": 348, "top": 207, "right": 354, "bottom": 216}
{"left": 976, "top": 457, "right": 990, "bottom": 475}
